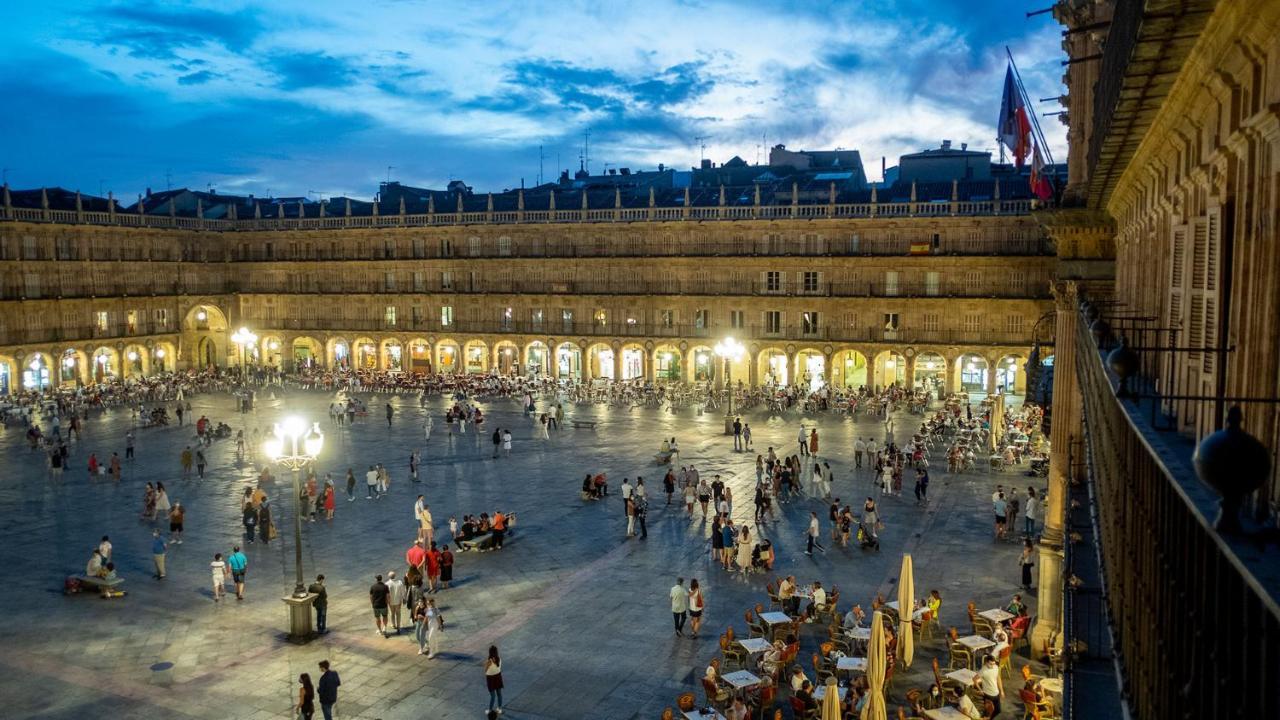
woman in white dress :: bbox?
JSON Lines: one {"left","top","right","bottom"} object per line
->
{"left": 426, "top": 599, "right": 444, "bottom": 659}
{"left": 211, "top": 553, "right": 227, "bottom": 601}
{"left": 735, "top": 526, "right": 753, "bottom": 572}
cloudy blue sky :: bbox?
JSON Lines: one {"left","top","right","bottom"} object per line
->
{"left": 1, "top": 1, "right": 1067, "bottom": 199}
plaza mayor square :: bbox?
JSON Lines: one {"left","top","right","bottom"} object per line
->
{"left": 1, "top": 1, "right": 1278, "bottom": 719}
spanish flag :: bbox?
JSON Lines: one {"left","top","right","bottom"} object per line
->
{"left": 909, "top": 240, "right": 931, "bottom": 255}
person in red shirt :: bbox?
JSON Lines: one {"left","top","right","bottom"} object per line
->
{"left": 491, "top": 512, "right": 506, "bottom": 549}
{"left": 424, "top": 542, "right": 441, "bottom": 594}
{"left": 405, "top": 540, "right": 426, "bottom": 577}
{"left": 439, "top": 546, "right": 454, "bottom": 589}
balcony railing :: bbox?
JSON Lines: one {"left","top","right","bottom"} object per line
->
{"left": 1073, "top": 307, "right": 1280, "bottom": 718}
{"left": 3, "top": 198, "right": 1036, "bottom": 232}
{"left": 0, "top": 280, "right": 235, "bottom": 301}
{"left": 251, "top": 317, "right": 1037, "bottom": 347}
{"left": 0, "top": 322, "right": 179, "bottom": 345}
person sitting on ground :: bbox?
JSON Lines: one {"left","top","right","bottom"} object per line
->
{"left": 86, "top": 549, "right": 107, "bottom": 578}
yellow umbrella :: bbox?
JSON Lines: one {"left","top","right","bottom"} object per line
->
{"left": 861, "top": 610, "right": 888, "bottom": 720}
{"left": 821, "top": 676, "right": 842, "bottom": 720}
{"left": 898, "top": 553, "right": 915, "bottom": 667}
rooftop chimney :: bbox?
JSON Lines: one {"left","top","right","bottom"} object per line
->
{"left": 701, "top": 159, "right": 712, "bottom": 170}
{"left": 941, "top": 140, "right": 952, "bottom": 150}
{"left": 658, "top": 163, "right": 665, "bottom": 172}
{"left": 961, "top": 143, "right": 968, "bottom": 151}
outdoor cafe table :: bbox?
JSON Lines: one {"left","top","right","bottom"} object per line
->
{"left": 846, "top": 626, "right": 872, "bottom": 641}
{"left": 812, "top": 684, "right": 847, "bottom": 702}
{"left": 957, "top": 635, "right": 996, "bottom": 655}
{"left": 946, "top": 668, "right": 978, "bottom": 686}
{"left": 759, "top": 611, "right": 793, "bottom": 626}
{"left": 836, "top": 656, "right": 867, "bottom": 674}
{"left": 737, "top": 637, "right": 772, "bottom": 655}
{"left": 884, "top": 601, "right": 928, "bottom": 621}
{"left": 979, "top": 608, "right": 1015, "bottom": 624}
{"left": 720, "top": 669, "right": 761, "bottom": 697}
{"left": 683, "top": 709, "right": 727, "bottom": 720}
{"left": 1039, "top": 677, "right": 1064, "bottom": 707}
{"left": 924, "top": 707, "right": 969, "bottom": 720}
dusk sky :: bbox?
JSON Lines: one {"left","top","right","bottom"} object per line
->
{"left": 2, "top": 1, "right": 1067, "bottom": 199}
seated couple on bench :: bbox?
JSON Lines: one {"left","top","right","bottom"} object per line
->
{"left": 582, "top": 473, "right": 609, "bottom": 500}
{"left": 454, "top": 511, "right": 515, "bottom": 551}
{"left": 68, "top": 549, "right": 125, "bottom": 598}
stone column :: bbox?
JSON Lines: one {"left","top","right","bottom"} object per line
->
{"left": 1032, "top": 282, "right": 1081, "bottom": 651}
{"left": 904, "top": 355, "right": 916, "bottom": 390}
{"left": 943, "top": 357, "right": 956, "bottom": 396}
{"left": 823, "top": 353, "right": 834, "bottom": 388}
{"left": 985, "top": 357, "right": 999, "bottom": 396}
{"left": 613, "top": 348, "right": 623, "bottom": 381}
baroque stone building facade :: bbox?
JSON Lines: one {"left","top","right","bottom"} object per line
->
{"left": 0, "top": 196, "right": 1052, "bottom": 396}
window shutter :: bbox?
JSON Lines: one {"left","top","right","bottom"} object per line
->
{"left": 1202, "top": 209, "right": 1221, "bottom": 376}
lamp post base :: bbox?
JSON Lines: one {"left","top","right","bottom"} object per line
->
{"left": 723, "top": 414, "right": 734, "bottom": 435}
{"left": 282, "top": 593, "right": 318, "bottom": 644}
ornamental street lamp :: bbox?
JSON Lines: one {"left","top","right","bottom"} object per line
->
{"left": 230, "top": 326, "right": 257, "bottom": 382}
{"left": 714, "top": 337, "right": 745, "bottom": 434}
{"left": 264, "top": 417, "right": 324, "bottom": 642}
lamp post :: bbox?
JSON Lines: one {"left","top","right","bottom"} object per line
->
{"left": 264, "top": 417, "right": 323, "bottom": 642}
{"left": 714, "top": 337, "right": 744, "bottom": 434}
{"left": 230, "top": 326, "right": 257, "bottom": 383}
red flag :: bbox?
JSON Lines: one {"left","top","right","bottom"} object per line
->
{"left": 998, "top": 65, "right": 1031, "bottom": 167}
{"left": 1030, "top": 143, "right": 1053, "bottom": 200}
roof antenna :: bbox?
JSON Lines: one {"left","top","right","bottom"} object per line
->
{"left": 538, "top": 145, "right": 545, "bottom": 186}
{"left": 165, "top": 169, "right": 172, "bottom": 191}
{"left": 386, "top": 166, "right": 396, "bottom": 183}
{"left": 695, "top": 136, "right": 710, "bottom": 165}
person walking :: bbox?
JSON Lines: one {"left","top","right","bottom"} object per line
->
{"left": 805, "top": 511, "right": 826, "bottom": 555}
{"left": 733, "top": 417, "right": 743, "bottom": 451}
{"left": 1020, "top": 539, "right": 1036, "bottom": 591}
{"left": 365, "top": 465, "right": 378, "bottom": 500}
{"left": 296, "top": 673, "right": 316, "bottom": 720}
{"left": 168, "top": 502, "right": 185, "bottom": 544}
{"left": 151, "top": 529, "right": 167, "bottom": 579}
{"left": 797, "top": 426, "right": 808, "bottom": 457}
{"left": 308, "top": 575, "right": 328, "bottom": 634}
{"left": 125, "top": 431, "right": 136, "bottom": 460}
{"left": 155, "top": 482, "right": 171, "bottom": 519}
{"left": 636, "top": 496, "right": 648, "bottom": 539}
{"left": 386, "top": 570, "right": 406, "bottom": 634}
{"left": 323, "top": 482, "right": 335, "bottom": 520}
{"left": 227, "top": 545, "right": 247, "bottom": 600}
{"left": 502, "top": 429, "right": 512, "bottom": 456}
{"left": 317, "top": 661, "right": 341, "bottom": 720}
{"left": 670, "top": 577, "right": 689, "bottom": 637}
{"left": 195, "top": 449, "right": 206, "bottom": 480}
{"left": 385, "top": 402, "right": 394, "bottom": 427}
{"left": 914, "top": 468, "right": 930, "bottom": 505}
{"left": 412, "top": 595, "right": 430, "bottom": 655}
{"left": 1024, "top": 487, "right": 1038, "bottom": 537}
{"left": 426, "top": 598, "right": 444, "bottom": 659}
{"left": 688, "top": 578, "right": 705, "bottom": 638}
{"left": 743, "top": 423, "right": 752, "bottom": 450}
{"left": 180, "top": 446, "right": 193, "bottom": 479}
{"left": 258, "top": 501, "right": 273, "bottom": 544}
{"left": 370, "top": 574, "right": 391, "bottom": 637}
{"left": 210, "top": 553, "right": 227, "bottom": 601}
{"left": 491, "top": 428, "right": 502, "bottom": 458}
{"left": 345, "top": 468, "right": 356, "bottom": 502}
{"left": 809, "top": 428, "right": 819, "bottom": 458}
{"left": 484, "top": 645, "right": 504, "bottom": 715}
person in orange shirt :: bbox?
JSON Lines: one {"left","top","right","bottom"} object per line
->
{"left": 491, "top": 512, "right": 506, "bottom": 549}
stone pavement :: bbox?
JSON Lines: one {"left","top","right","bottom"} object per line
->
{"left": 0, "top": 388, "right": 1047, "bottom": 719}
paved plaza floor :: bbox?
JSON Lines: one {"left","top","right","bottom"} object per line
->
{"left": 0, "top": 387, "right": 1044, "bottom": 719}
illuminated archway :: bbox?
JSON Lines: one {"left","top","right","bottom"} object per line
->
{"left": 22, "top": 353, "right": 52, "bottom": 391}
{"left": 524, "top": 341, "right": 550, "bottom": 377}
{"left": 59, "top": 348, "right": 88, "bottom": 386}
{"left": 493, "top": 341, "right": 519, "bottom": 375}
{"left": 436, "top": 339, "right": 460, "bottom": 374}
{"left": 0, "top": 355, "right": 14, "bottom": 394}
{"left": 913, "top": 351, "right": 946, "bottom": 392}
{"left": 873, "top": 350, "right": 906, "bottom": 389}
{"left": 587, "top": 343, "right": 614, "bottom": 380}
{"left": 757, "top": 348, "right": 788, "bottom": 386}
{"left": 152, "top": 342, "right": 176, "bottom": 373}
{"left": 292, "top": 337, "right": 322, "bottom": 370}
{"left": 995, "top": 354, "right": 1026, "bottom": 394}
{"left": 620, "top": 343, "right": 645, "bottom": 380}
{"left": 795, "top": 348, "right": 825, "bottom": 391}
{"left": 382, "top": 339, "right": 404, "bottom": 372}
{"left": 353, "top": 337, "right": 378, "bottom": 370}
{"left": 327, "top": 337, "right": 351, "bottom": 368}
{"left": 407, "top": 339, "right": 431, "bottom": 374}
{"left": 91, "top": 347, "right": 119, "bottom": 383}
{"left": 260, "top": 336, "right": 285, "bottom": 369}
{"left": 689, "top": 345, "right": 714, "bottom": 382}
{"left": 653, "top": 344, "right": 681, "bottom": 382}
{"left": 123, "top": 344, "right": 149, "bottom": 378}
{"left": 183, "top": 304, "right": 229, "bottom": 369}
{"left": 956, "top": 353, "right": 990, "bottom": 393}
{"left": 556, "top": 342, "right": 582, "bottom": 380}
{"left": 831, "top": 349, "right": 868, "bottom": 389}
{"left": 464, "top": 340, "right": 489, "bottom": 374}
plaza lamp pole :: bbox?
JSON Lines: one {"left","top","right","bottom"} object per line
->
{"left": 264, "top": 417, "right": 323, "bottom": 598}
{"left": 714, "top": 337, "right": 744, "bottom": 434}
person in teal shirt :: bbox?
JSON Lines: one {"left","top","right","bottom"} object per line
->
{"left": 227, "top": 546, "right": 248, "bottom": 600}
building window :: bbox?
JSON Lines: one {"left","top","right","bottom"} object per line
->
{"left": 963, "top": 314, "right": 980, "bottom": 334}
{"left": 764, "top": 271, "right": 783, "bottom": 293}
{"left": 412, "top": 306, "right": 423, "bottom": 325}
{"left": 661, "top": 310, "right": 674, "bottom": 328}
{"left": 383, "top": 240, "right": 395, "bottom": 259}
{"left": 441, "top": 271, "right": 453, "bottom": 290}
{"left": 500, "top": 307, "right": 513, "bottom": 329}
{"left": 126, "top": 310, "right": 138, "bottom": 334}
{"left": 925, "top": 271, "right": 940, "bottom": 296}
{"left": 730, "top": 310, "right": 745, "bottom": 329}
{"left": 802, "top": 271, "right": 820, "bottom": 294}
{"left": 561, "top": 309, "right": 574, "bottom": 331}
{"left": 95, "top": 311, "right": 109, "bottom": 331}
{"left": 440, "top": 306, "right": 453, "bottom": 327}
{"left": 468, "top": 236, "right": 481, "bottom": 256}
{"left": 965, "top": 272, "right": 982, "bottom": 294}
{"left": 594, "top": 309, "right": 607, "bottom": 326}
{"left": 384, "top": 306, "right": 397, "bottom": 326}
{"left": 801, "top": 311, "right": 820, "bottom": 335}
{"left": 264, "top": 242, "right": 274, "bottom": 260}
{"left": 694, "top": 309, "right": 709, "bottom": 329}
{"left": 531, "top": 309, "right": 544, "bottom": 328}
{"left": 153, "top": 308, "right": 169, "bottom": 328}
{"left": 1004, "top": 314, "right": 1025, "bottom": 335}
{"left": 883, "top": 313, "right": 899, "bottom": 331}
{"left": 497, "top": 236, "right": 512, "bottom": 256}
{"left": 884, "top": 271, "right": 899, "bottom": 296}
{"left": 412, "top": 238, "right": 426, "bottom": 258}
{"left": 764, "top": 311, "right": 782, "bottom": 334}
{"left": 384, "top": 272, "right": 396, "bottom": 291}
{"left": 922, "top": 313, "right": 939, "bottom": 332}
{"left": 413, "top": 272, "right": 426, "bottom": 292}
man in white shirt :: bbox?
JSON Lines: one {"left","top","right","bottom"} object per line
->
{"left": 977, "top": 655, "right": 1003, "bottom": 715}
{"left": 620, "top": 478, "right": 634, "bottom": 519}
{"left": 854, "top": 437, "right": 866, "bottom": 468}
{"left": 670, "top": 577, "right": 688, "bottom": 637}
{"left": 804, "top": 581, "right": 827, "bottom": 623}
{"left": 385, "top": 570, "right": 406, "bottom": 633}
{"left": 805, "top": 512, "right": 825, "bottom": 555}
{"left": 365, "top": 465, "right": 378, "bottom": 499}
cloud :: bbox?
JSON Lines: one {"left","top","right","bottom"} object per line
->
{"left": 178, "top": 70, "right": 218, "bottom": 86}
{"left": 272, "top": 53, "right": 354, "bottom": 90}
